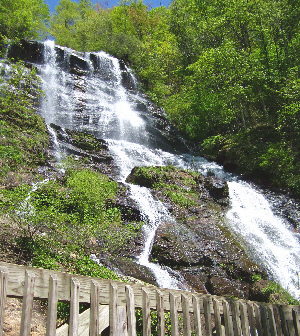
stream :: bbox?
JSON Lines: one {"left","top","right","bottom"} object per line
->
{"left": 38, "top": 41, "right": 300, "bottom": 299}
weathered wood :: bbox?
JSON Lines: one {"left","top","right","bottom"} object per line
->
{"left": 239, "top": 302, "right": 250, "bottom": 336}
{"left": 212, "top": 297, "right": 222, "bottom": 336}
{"left": 126, "top": 285, "right": 136, "bottom": 336}
{"left": 182, "top": 294, "right": 191, "bottom": 336}
{"left": 223, "top": 299, "right": 234, "bottom": 336}
{"left": 192, "top": 295, "right": 202, "bottom": 336}
{"left": 246, "top": 302, "right": 256, "bottom": 336}
{"left": 69, "top": 278, "right": 80, "bottom": 336}
{"left": 203, "top": 295, "right": 212, "bottom": 336}
{"left": 287, "top": 319, "right": 295, "bottom": 336}
{"left": 109, "top": 283, "right": 118, "bottom": 336}
{"left": 170, "top": 292, "right": 179, "bottom": 336}
{"left": 254, "top": 303, "right": 264, "bottom": 336}
{"left": 0, "top": 267, "right": 8, "bottom": 336}
{"left": 0, "top": 261, "right": 299, "bottom": 336}
{"left": 46, "top": 274, "right": 58, "bottom": 336}
{"left": 117, "top": 305, "right": 127, "bottom": 336}
{"left": 293, "top": 308, "right": 300, "bottom": 336}
{"left": 142, "top": 287, "right": 151, "bottom": 336}
{"left": 56, "top": 310, "right": 90, "bottom": 336}
{"left": 20, "top": 270, "right": 36, "bottom": 336}
{"left": 90, "top": 280, "right": 100, "bottom": 336}
{"left": 273, "top": 306, "right": 283, "bottom": 336}
{"left": 0, "top": 261, "right": 209, "bottom": 313}
{"left": 279, "top": 306, "right": 289, "bottom": 336}
{"left": 261, "top": 305, "right": 271, "bottom": 336}
{"left": 156, "top": 290, "right": 165, "bottom": 336}
{"left": 267, "top": 305, "right": 278, "bottom": 336}
{"left": 230, "top": 300, "right": 241, "bottom": 336}
{"left": 99, "top": 305, "right": 110, "bottom": 333}
{"left": 56, "top": 306, "right": 109, "bottom": 336}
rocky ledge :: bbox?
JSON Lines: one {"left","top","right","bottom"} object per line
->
{"left": 126, "top": 165, "right": 268, "bottom": 299}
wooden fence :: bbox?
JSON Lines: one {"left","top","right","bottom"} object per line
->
{"left": 0, "top": 261, "right": 299, "bottom": 336}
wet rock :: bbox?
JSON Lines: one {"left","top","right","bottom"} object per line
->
{"left": 109, "top": 257, "right": 157, "bottom": 286}
{"left": 206, "top": 276, "right": 249, "bottom": 298}
{"left": 128, "top": 165, "right": 267, "bottom": 298}
{"left": 121, "top": 71, "right": 135, "bottom": 90}
{"left": 48, "top": 124, "right": 114, "bottom": 174}
{"left": 69, "top": 54, "right": 90, "bottom": 75}
{"left": 249, "top": 279, "right": 271, "bottom": 302}
{"left": 7, "top": 40, "right": 44, "bottom": 64}
{"left": 204, "top": 176, "right": 229, "bottom": 203}
{"left": 180, "top": 269, "right": 208, "bottom": 292}
{"left": 55, "top": 46, "right": 65, "bottom": 68}
{"left": 110, "top": 183, "right": 143, "bottom": 223}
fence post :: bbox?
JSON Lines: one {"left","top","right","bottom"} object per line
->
{"left": 109, "top": 283, "right": 118, "bottom": 336}
{"left": 0, "top": 267, "right": 8, "bottom": 336}
{"left": 69, "top": 278, "right": 80, "bottom": 336}
{"left": 142, "top": 287, "right": 151, "bottom": 336}
{"left": 267, "top": 305, "right": 278, "bottom": 336}
{"left": 170, "top": 292, "right": 179, "bottom": 336}
{"left": 272, "top": 306, "right": 283, "bottom": 336}
{"left": 212, "top": 297, "right": 222, "bottom": 336}
{"left": 231, "top": 300, "right": 242, "bottom": 336}
{"left": 278, "top": 306, "right": 289, "bottom": 336}
{"left": 293, "top": 309, "right": 300, "bottom": 336}
{"left": 192, "top": 295, "right": 202, "bottom": 336}
{"left": 156, "top": 290, "right": 165, "bottom": 336}
{"left": 203, "top": 295, "right": 212, "bottom": 336}
{"left": 240, "top": 302, "right": 250, "bottom": 336}
{"left": 254, "top": 303, "right": 264, "bottom": 336}
{"left": 20, "top": 270, "right": 36, "bottom": 336}
{"left": 182, "top": 294, "right": 191, "bottom": 336}
{"left": 126, "top": 285, "right": 136, "bottom": 336}
{"left": 223, "top": 299, "right": 234, "bottom": 336}
{"left": 260, "top": 305, "right": 271, "bottom": 336}
{"left": 90, "top": 280, "right": 100, "bottom": 336}
{"left": 46, "top": 274, "right": 58, "bottom": 336}
{"left": 246, "top": 302, "right": 256, "bottom": 336}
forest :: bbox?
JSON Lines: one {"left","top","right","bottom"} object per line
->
{"left": 1, "top": 0, "right": 300, "bottom": 196}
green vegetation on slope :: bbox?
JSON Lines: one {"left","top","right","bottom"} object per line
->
{"left": 46, "top": 0, "right": 300, "bottom": 196}
{"left": 0, "top": 61, "right": 49, "bottom": 184}
{"left": 0, "top": 60, "right": 143, "bottom": 287}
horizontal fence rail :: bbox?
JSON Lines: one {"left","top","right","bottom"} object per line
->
{"left": 0, "top": 261, "right": 299, "bottom": 336}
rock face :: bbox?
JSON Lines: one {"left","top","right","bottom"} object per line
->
{"left": 127, "top": 165, "right": 267, "bottom": 299}
{"left": 46, "top": 125, "right": 157, "bottom": 282}
{"left": 7, "top": 40, "right": 44, "bottom": 64}
{"left": 49, "top": 124, "right": 114, "bottom": 175}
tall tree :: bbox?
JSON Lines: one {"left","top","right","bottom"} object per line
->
{"left": 0, "top": 0, "right": 49, "bottom": 40}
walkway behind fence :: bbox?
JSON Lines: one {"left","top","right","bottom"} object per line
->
{"left": 0, "top": 261, "right": 299, "bottom": 335}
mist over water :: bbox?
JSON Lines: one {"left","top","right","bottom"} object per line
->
{"left": 39, "top": 41, "right": 300, "bottom": 297}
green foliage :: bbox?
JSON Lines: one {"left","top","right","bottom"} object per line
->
{"left": 0, "top": 166, "right": 142, "bottom": 283}
{"left": 47, "top": 0, "right": 300, "bottom": 194}
{"left": 261, "top": 281, "right": 300, "bottom": 305}
{"left": 0, "top": 62, "right": 49, "bottom": 180}
{"left": 0, "top": 0, "right": 50, "bottom": 40}
{"left": 136, "top": 309, "right": 172, "bottom": 335}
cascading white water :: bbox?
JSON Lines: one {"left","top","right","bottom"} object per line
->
{"left": 227, "top": 181, "right": 300, "bottom": 299}
{"left": 38, "top": 41, "right": 300, "bottom": 297}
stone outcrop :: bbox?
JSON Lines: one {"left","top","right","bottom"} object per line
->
{"left": 7, "top": 40, "right": 44, "bottom": 64}
{"left": 127, "top": 165, "right": 267, "bottom": 298}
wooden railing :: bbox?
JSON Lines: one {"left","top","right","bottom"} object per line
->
{"left": 0, "top": 261, "right": 299, "bottom": 336}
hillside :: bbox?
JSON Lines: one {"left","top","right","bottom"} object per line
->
{"left": 1, "top": 40, "right": 299, "bottom": 309}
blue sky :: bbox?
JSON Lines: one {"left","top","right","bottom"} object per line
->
{"left": 45, "top": 0, "right": 172, "bottom": 13}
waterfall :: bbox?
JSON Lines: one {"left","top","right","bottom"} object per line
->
{"left": 38, "top": 41, "right": 300, "bottom": 297}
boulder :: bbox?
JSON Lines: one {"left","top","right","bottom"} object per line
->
{"left": 127, "top": 165, "right": 267, "bottom": 298}
{"left": 204, "top": 176, "right": 229, "bottom": 200}
{"left": 7, "top": 40, "right": 44, "bottom": 64}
